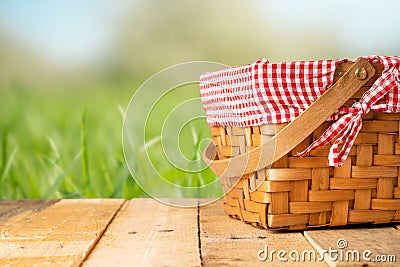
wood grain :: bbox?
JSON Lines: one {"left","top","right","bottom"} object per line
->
{"left": 2, "top": 199, "right": 400, "bottom": 266}
{"left": 305, "top": 227, "right": 400, "bottom": 266}
{"left": 200, "top": 199, "right": 323, "bottom": 266}
{"left": 0, "top": 199, "right": 57, "bottom": 222}
{"left": 0, "top": 199, "right": 124, "bottom": 267}
{"left": 83, "top": 198, "right": 201, "bottom": 267}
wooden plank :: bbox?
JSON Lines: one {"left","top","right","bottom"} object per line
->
{"left": 304, "top": 227, "right": 400, "bottom": 266}
{"left": 373, "top": 155, "right": 400, "bottom": 166}
{"left": 257, "top": 181, "right": 291, "bottom": 192}
{"left": 252, "top": 126, "right": 260, "bottom": 135}
{"left": 313, "top": 122, "right": 330, "bottom": 141}
{"left": 243, "top": 199, "right": 266, "bottom": 214}
{"left": 220, "top": 146, "right": 234, "bottom": 157}
{"left": 290, "top": 202, "right": 332, "bottom": 213}
{"left": 354, "top": 132, "right": 378, "bottom": 144}
{"left": 311, "top": 168, "right": 330, "bottom": 190}
{"left": 361, "top": 120, "right": 399, "bottom": 133}
{"left": 251, "top": 134, "right": 269, "bottom": 146}
{"left": 333, "top": 158, "right": 351, "bottom": 178}
{"left": 395, "top": 143, "right": 400, "bottom": 154}
{"left": 219, "top": 127, "right": 227, "bottom": 146}
{"left": 350, "top": 86, "right": 369, "bottom": 98}
{"left": 310, "top": 144, "right": 356, "bottom": 157}
{"left": 378, "top": 133, "right": 395, "bottom": 154}
{"left": 330, "top": 201, "right": 348, "bottom": 226}
{"left": 200, "top": 199, "right": 323, "bottom": 266}
{"left": 269, "top": 192, "right": 288, "bottom": 214}
{"left": 0, "top": 199, "right": 57, "bottom": 222}
{"left": 210, "top": 126, "right": 222, "bottom": 136}
{"left": 377, "top": 177, "right": 395, "bottom": 198}
{"left": 354, "top": 189, "right": 372, "bottom": 210}
{"left": 0, "top": 199, "right": 124, "bottom": 267}
{"left": 289, "top": 157, "right": 328, "bottom": 168}
{"left": 245, "top": 127, "right": 252, "bottom": 147}
{"left": 348, "top": 210, "right": 395, "bottom": 223}
{"left": 374, "top": 112, "right": 400, "bottom": 121}
{"left": 290, "top": 180, "right": 309, "bottom": 202}
{"left": 308, "top": 190, "right": 354, "bottom": 202}
{"left": 351, "top": 166, "right": 398, "bottom": 178}
{"left": 371, "top": 199, "right": 400, "bottom": 210}
{"left": 249, "top": 191, "right": 272, "bottom": 203}
{"left": 330, "top": 178, "right": 377, "bottom": 189}
{"left": 310, "top": 167, "right": 330, "bottom": 226}
{"left": 309, "top": 212, "right": 328, "bottom": 226}
{"left": 356, "top": 145, "right": 373, "bottom": 166}
{"left": 394, "top": 187, "right": 400, "bottom": 198}
{"left": 333, "top": 62, "right": 382, "bottom": 84}
{"left": 291, "top": 136, "right": 311, "bottom": 156}
{"left": 83, "top": 199, "right": 200, "bottom": 267}
{"left": 267, "top": 213, "right": 309, "bottom": 228}
{"left": 310, "top": 146, "right": 331, "bottom": 157}
{"left": 267, "top": 168, "right": 312, "bottom": 181}
{"left": 272, "top": 155, "right": 288, "bottom": 168}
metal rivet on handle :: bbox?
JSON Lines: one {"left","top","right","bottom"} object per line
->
{"left": 355, "top": 67, "right": 367, "bottom": 80}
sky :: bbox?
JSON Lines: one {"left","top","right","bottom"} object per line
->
{"left": 0, "top": 0, "right": 399, "bottom": 67}
{"left": 262, "top": 0, "right": 400, "bottom": 57}
{"left": 0, "top": 0, "right": 130, "bottom": 66}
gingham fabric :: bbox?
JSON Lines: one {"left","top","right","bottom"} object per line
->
{"left": 200, "top": 56, "right": 400, "bottom": 167}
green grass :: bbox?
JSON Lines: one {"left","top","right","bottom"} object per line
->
{"left": 0, "top": 80, "right": 222, "bottom": 199}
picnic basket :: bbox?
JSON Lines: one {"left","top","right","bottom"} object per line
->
{"left": 201, "top": 57, "right": 400, "bottom": 230}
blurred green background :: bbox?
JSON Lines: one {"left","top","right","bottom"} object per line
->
{"left": 1, "top": 0, "right": 399, "bottom": 199}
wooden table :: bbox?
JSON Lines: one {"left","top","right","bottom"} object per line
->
{"left": 1, "top": 199, "right": 400, "bottom": 266}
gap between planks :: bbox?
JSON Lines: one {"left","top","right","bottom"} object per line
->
{"left": 85, "top": 198, "right": 322, "bottom": 266}
{"left": 1, "top": 199, "right": 400, "bottom": 266}
{"left": 79, "top": 199, "right": 127, "bottom": 264}
{"left": 0, "top": 199, "right": 125, "bottom": 267}
{"left": 85, "top": 201, "right": 400, "bottom": 267}
{"left": 197, "top": 204, "right": 204, "bottom": 266}
{"left": 83, "top": 198, "right": 202, "bottom": 267}
{"left": 198, "top": 199, "right": 323, "bottom": 267}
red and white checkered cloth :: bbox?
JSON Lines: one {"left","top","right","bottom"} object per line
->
{"left": 200, "top": 56, "right": 400, "bottom": 167}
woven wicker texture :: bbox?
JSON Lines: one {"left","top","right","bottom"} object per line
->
{"left": 209, "top": 63, "right": 400, "bottom": 230}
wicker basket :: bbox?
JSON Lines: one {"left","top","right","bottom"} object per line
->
{"left": 203, "top": 58, "right": 400, "bottom": 230}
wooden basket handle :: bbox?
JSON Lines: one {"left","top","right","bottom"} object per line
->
{"left": 203, "top": 58, "right": 376, "bottom": 186}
